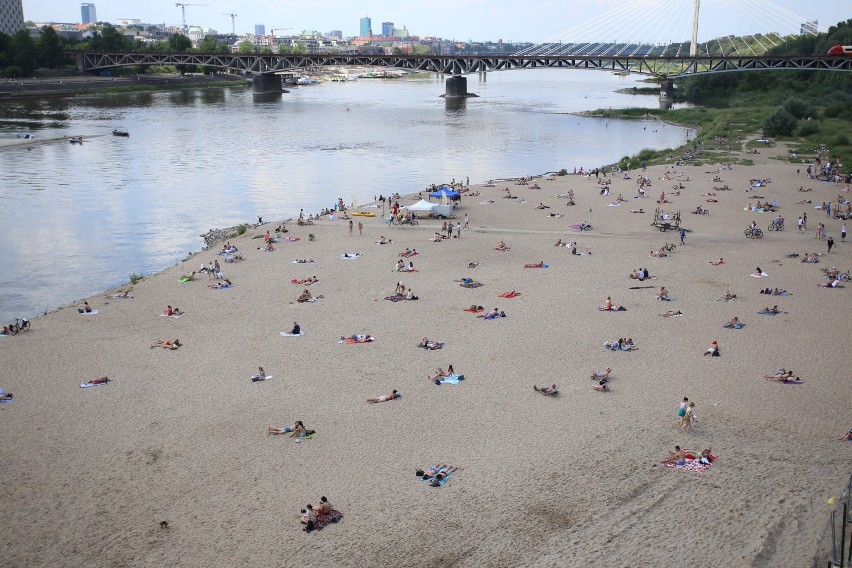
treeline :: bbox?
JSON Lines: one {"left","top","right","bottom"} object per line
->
{"left": 0, "top": 24, "right": 228, "bottom": 77}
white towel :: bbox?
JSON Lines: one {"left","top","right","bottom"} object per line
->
{"left": 80, "top": 380, "right": 111, "bottom": 388}
{"left": 338, "top": 253, "right": 361, "bottom": 260}
{"left": 78, "top": 310, "right": 99, "bottom": 315}
{"left": 159, "top": 313, "right": 185, "bottom": 318}
{"left": 280, "top": 332, "right": 305, "bottom": 337}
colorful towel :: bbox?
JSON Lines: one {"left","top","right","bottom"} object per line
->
{"left": 662, "top": 458, "right": 714, "bottom": 473}
{"left": 460, "top": 282, "right": 483, "bottom": 288}
{"left": 437, "top": 374, "right": 463, "bottom": 385}
{"left": 420, "top": 470, "right": 455, "bottom": 487}
{"left": 499, "top": 292, "right": 521, "bottom": 298}
{"left": 782, "top": 380, "right": 804, "bottom": 385}
{"left": 758, "top": 311, "right": 782, "bottom": 316}
{"left": 281, "top": 237, "right": 301, "bottom": 242}
{"left": 80, "top": 380, "right": 112, "bottom": 388}
{"left": 385, "top": 295, "right": 406, "bottom": 302}
{"left": 314, "top": 509, "right": 344, "bottom": 530}
{"left": 340, "top": 337, "right": 375, "bottom": 344}
{"left": 464, "top": 307, "right": 484, "bottom": 313}
{"left": 524, "top": 263, "right": 549, "bottom": 268}
{"left": 280, "top": 331, "right": 305, "bottom": 337}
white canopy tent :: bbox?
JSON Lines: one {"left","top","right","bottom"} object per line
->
{"left": 403, "top": 199, "right": 437, "bottom": 212}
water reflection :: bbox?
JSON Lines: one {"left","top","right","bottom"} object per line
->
{"left": 444, "top": 97, "right": 467, "bottom": 113}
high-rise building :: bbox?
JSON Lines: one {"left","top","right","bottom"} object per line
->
{"left": 800, "top": 20, "right": 818, "bottom": 35}
{"left": 255, "top": 24, "right": 265, "bottom": 36}
{"left": 359, "top": 16, "right": 371, "bottom": 37}
{"left": 0, "top": 0, "right": 24, "bottom": 35}
{"left": 328, "top": 30, "right": 342, "bottom": 40}
{"left": 81, "top": 3, "right": 97, "bottom": 24}
{"left": 381, "top": 22, "right": 393, "bottom": 37}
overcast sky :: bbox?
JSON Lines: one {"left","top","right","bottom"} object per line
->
{"left": 22, "top": 0, "right": 850, "bottom": 43}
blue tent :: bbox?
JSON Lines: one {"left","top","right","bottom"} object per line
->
{"left": 429, "top": 187, "right": 460, "bottom": 199}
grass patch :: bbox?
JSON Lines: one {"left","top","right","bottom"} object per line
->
{"left": 236, "top": 224, "right": 248, "bottom": 236}
{"left": 129, "top": 273, "right": 144, "bottom": 285}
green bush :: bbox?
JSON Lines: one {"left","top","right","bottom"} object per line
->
{"left": 129, "top": 273, "right": 143, "bottom": 285}
{"left": 762, "top": 107, "right": 796, "bottom": 137}
{"left": 823, "top": 104, "right": 844, "bottom": 119}
{"left": 831, "top": 134, "right": 849, "bottom": 146}
{"left": 236, "top": 224, "right": 247, "bottom": 236}
{"left": 797, "top": 120, "right": 820, "bottom": 136}
{"left": 783, "top": 97, "right": 814, "bottom": 120}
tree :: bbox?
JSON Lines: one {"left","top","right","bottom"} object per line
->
{"left": 762, "top": 107, "right": 797, "bottom": 137}
{"left": 10, "top": 29, "right": 37, "bottom": 76}
{"left": 91, "top": 24, "right": 132, "bottom": 51}
{"left": 168, "top": 33, "right": 193, "bottom": 52}
{"left": 412, "top": 44, "right": 432, "bottom": 55}
{"left": 195, "top": 36, "right": 227, "bottom": 53}
{"left": 37, "top": 26, "right": 63, "bottom": 68}
{"left": 237, "top": 40, "right": 255, "bottom": 54}
{"left": 783, "top": 97, "right": 815, "bottom": 120}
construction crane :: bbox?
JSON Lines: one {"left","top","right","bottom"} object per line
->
{"left": 221, "top": 12, "right": 237, "bottom": 35}
{"left": 175, "top": 3, "right": 207, "bottom": 33}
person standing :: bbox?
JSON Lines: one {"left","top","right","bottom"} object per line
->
{"left": 464, "top": 213, "right": 469, "bottom": 229}
{"left": 349, "top": 220, "right": 353, "bottom": 236}
{"left": 679, "top": 402, "right": 696, "bottom": 432}
{"left": 678, "top": 227, "right": 686, "bottom": 245}
{"left": 827, "top": 236, "right": 835, "bottom": 253}
{"left": 842, "top": 223, "right": 847, "bottom": 242}
{"left": 826, "top": 202, "right": 831, "bottom": 217}
{"left": 677, "top": 397, "right": 689, "bottom": 421}
{"left": 797, "top": 216, "right": 804, "bottom": 233}
{"left": 802, "top": 213, "right": 808, "bottom": 231}
{"left": 358, "top": 221, "right": 363, "bottom": 236}
{"left": 456, "top": 223, "right": 461, "bottom": 239}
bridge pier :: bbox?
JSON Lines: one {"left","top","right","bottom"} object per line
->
{"left": 252, "top": 74, "right": 282, "bottom": 95}
{"left": 658, "top": 79, "right": 674, "bottom": 110}
{"left": 445, "top": 75, "right": 467, "bottom": 98}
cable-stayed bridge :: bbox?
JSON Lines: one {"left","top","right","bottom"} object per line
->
{"left": 69, "top": 0, "right": 851, "bottom": 96}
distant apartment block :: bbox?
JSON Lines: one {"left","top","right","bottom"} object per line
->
{"left": 81, "top": 3, "right": 97, "bottom": 24}
{"left": 327, "top": 30, "right": 342, "bottom": 39}
{"left": 0, "top": 0, "right": 24, "bottom": 34}
{"left": 359, "top": 16, "right": 371, "bottom": 37}
{"left": 800, "top": 20, "right": 818, "bottom": 35}
{"left": 255, "top": 24, "right": 265, "bottom": 36}
{"left": 381, "top": 22, "right": 393, "bottom": 37}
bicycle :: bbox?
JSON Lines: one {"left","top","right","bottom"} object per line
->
{"left": 768, "top": 220, "right": 784, "bottom": 231}
{"left": 663, "top": 242, "right": 677, "bottom": 252}
{"left": 744, "top": 227, "right": 763, "bottom": 239}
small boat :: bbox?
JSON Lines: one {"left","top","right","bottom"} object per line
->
{"left": 350, "top": 212, "right": 377, "bottom": 217}
{"left": 296, "top": 77, "right": 320, "bottom": 85}
{"left": 68, "top": 137, "right": 83, "bottom": 144}
{"left": 112, "top": 129, "right": 129, "bottom": 137}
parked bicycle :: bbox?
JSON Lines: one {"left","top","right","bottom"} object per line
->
{"left": 663, "top": 242, "right": 677, "bottom": 252}
{"left": 744, "top": 227, "right": 764, "bottom": 239}
{"left": 768, "top": 219, "right": 784, "bottom": 231}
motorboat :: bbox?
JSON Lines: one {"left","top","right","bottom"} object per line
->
{"left": 68, "top": 136, "right": 83, "bottom": 144}
{"left": 112, "top": 129, "right": 129, "bottom": 137}
{"left": 296, "top": 77, "right": 320, "bottom": 85}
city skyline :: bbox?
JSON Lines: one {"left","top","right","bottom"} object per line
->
{"left": 17, "top": 0, "right": 851, "bottom": 42}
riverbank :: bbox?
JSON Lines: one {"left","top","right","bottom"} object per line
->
{"left": 0, "top": 74, "right": 248, "bottom": 100}
{"left": 1, "top": 139, "right": 849, "bottom": 567}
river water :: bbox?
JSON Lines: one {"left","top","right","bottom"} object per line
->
{"left": 0, "top": 69, "right": 691, "bottom": 322}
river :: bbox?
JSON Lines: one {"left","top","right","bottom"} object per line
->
{"left": 0, "top": 69, "right": 691, "bottom": 322}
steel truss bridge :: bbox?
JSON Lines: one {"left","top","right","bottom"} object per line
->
{"left": 73, "top": 52, "right": 851, "bottom": 79}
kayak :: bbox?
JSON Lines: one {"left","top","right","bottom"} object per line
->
{"left": 351, "top": 212, "right": 377, "bottom": 217}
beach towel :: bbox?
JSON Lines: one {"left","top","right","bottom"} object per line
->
{"left": 292, "top": 260, "right": 315, "bottom": 264}
{"left": 499, "top": 292, "right": 521, "bottom": 298}
{"left": 758, "top": 310, "right": 783, "bottom": 315}
{"left": 338, "top": 253, "right": 361, "bottom": 260}
{"left": 279, "top": 331, "right": 305, "bottom": 337}
{"left": 464, "top": 307, "right": 484, "bottom": 313}
{"left": 750, "top": 272, "right": 769, "bottom": 278}
{"left": 250, "top": 374, "right": 272, "bottom": 382}
{"left": 314, "top": 509, "right": 343, "bottom": 530}
{"left": 160, "top": 313, "right": 185, "bottom": 318}
{"left": 524, "top": 263, "right": 549, "bottom": 268}
{"left": 340, "top": 337, "right": 375, "bottom": 344}
{"left": 599, "top": 307, "right": 627, "bottom": 312}
{"left": 436, "top": 374, "right": 463, "bottom": 385}
{"left": 460, "top": 282, "right": 483, "bottom": 288}
{"left": 781, "top": 380, "right": 804, "bottom": 384}
{"left": 281, "top": 237, "right": 301, "bottom": 242}
{"left": 80, "top": 379, "right": 112, "bottom": 388}
{"left": 385, "top": 294, "right": 406, "bottom": 302}
{"left": 663, "top": 458, "right": 715, "bottom": 473}
{"left": 78, "top": 310, "right": 99, "bottom": 315}
{"left": 179, "top": 277, "right": 193, "bottom": 283}
{"left": 607, "top": 203, "right": 622, "bottom": 207}
{"left": 724, "top": 323, "right": 746, "bottom": 329}
{"left": 420, "top": 469, "right": 455, "bottom": 487}
{"left": 213, "top": 285, "right": 233, "bottom": 289}
{"left": 480, "top": 313, "right": 505, "bottom": 320}
{"left": 299, "top": 298, "right": 319, "bottom": 303}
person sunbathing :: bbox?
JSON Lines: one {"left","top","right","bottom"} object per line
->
{"left": 294, "top": 259, "right": 315, "bottom": 264}
{"left": 478, "top": 308, "right": 506, "bottom": 320}
{"left": 208, "top": 279, "right": 232, "bottom": 289}
{"left": 535, "top": 203, "right": 550, "bottom": 209}
{"left": 592, "top": 380, "right": 609, "bottom": 392}
{"left": 467, "top": 262, "right": 480, "bottom": 268}
{"left": 710, "top": 258, "right": 725, "bottom": 265}
{"left": 721, "top": 290, "right": 736, "bottom": 301}
{"left": 526, "top": 261, "right": 545, "bottom": 268}
{"left": 78, "top": 301, "right": 93, "bottom": 313}
{"left": 534, "top": 384, "right": 559, "bottom": 396}
{"left": 427, "top": 368, "right": 447, "bottom": 381}
{"left": 838, "top": 430, "right": 852, "bottom": 441}
{"left": 764, "top": 369, "right": 798, "bottom": 381}
{"left": 753, "top": 267, "right": 765, "bottom": 277}
{"left": 0, "top": 391, "right": 12, "bottom": 401}
{"left": 819, "top": 278, "right": 842, "bottom": 288}
{"left": 288, "top": 322, "right": 301, "bottom": 335}
{"left": 657, "top": 287, "right": 671, "bottom": 301}
{"left": 377, "top": 236, "right": 392, "bottom": 245}
{"left": 181, "top": 271, "right": 196, "bottom": 281}
{"left": 703, "top": 341, "right": 720, "bottom": 356}
{"left": 251, "top": 367, "right": 270, "bottom": 382}
{"left": 495, "top": 241, "right": 510, "bottom": 251}
{"left": 761, "top": 305, "right": 781, "bottom": 314}
{"left": 629, "top": 208, "right": 644, "bottom": 213}
{"left": 591, "top": 368, "right": 612, "bottom": 381}
{"left": 297, "top": 289, "right": 313, "bottom": 302}
{"left": 313, "top": 496, "right": 332, "bottom": 515}
{"left": 666, "top": 446, "right": 687, "bottom": 466}
{"left": 110, "top": 291, "right": 132, "bottom": 299}
{"left": 602, "top": 297, "right": 625, "bottom": 311}
{"left": 151, "top": 339, "right": 182, "bottom": 350}
{"left": 367, "top": 389, "right": 400, "bottom": 403}
{"left": 723, "top": 317, "right": 740, "bottom": 328}
{"left": 343, "top": 334, "right": 374, "bottom": 343}
{"left": 84, "top": 377, "right": 111, "bottom": 386}
{"left": 268, "top": 420, "right": 306, "bottom": 435}
{"left": 649, "top": 248, "right": 667, "bottom": 258}
{"left": 466, "top": 305, "right": 484, "bottom": 313}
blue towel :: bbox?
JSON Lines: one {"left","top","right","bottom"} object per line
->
{"left": 420, "top": 469, "right": 455, "bottom": 486}
{"left": 438, "top": 374, "right": 463, "bottom": 385}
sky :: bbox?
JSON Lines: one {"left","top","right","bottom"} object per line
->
{"left": 21, "top": 0, "right": 851, "bottom": 43}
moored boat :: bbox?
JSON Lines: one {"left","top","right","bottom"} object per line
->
{"left": 68, "top": 136, "right": 83, "bottom": 144}
{"left": 112, "top": 129, "right": 129, "bottom": 137}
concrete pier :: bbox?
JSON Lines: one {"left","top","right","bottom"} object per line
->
{"left": 445, "top": 76, "right": 468, "bottom": 98}
{"left": 252, "top": 74, "right": 282, "bottom": 95}
{"left": 659, "top": 79, "right": 674, "bottom": 110}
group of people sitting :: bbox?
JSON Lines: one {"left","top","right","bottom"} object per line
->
{"left": 207, "top": 279, "right": 233, "bottom": 289}
{"left": 605, "top": 338, "right": 637, "bottom": 351}
{"left": 291, "top": 276, "right": 319, "bottom": 285}
{"left": 163, "top": 306, "right": 184, "bottom": 316}
{"left": 427, "top": 365, "right": 458, "bottom": 383}
{"left": 297, "top": 289, "right": 320, "bottom": 303}
{"left": 77, "top": 301, "right": 95, "bottom": 313}
{"left": 151, "top": 339, "right": 182, "bottom": 350}
{"left": 299, "top": 497, "right": 342, "bottom": 533}
{"left": 395, "top": 259, "right": 416, "bottom": 272}
{"left": 629, "top": 268, "right": 652, "bottom": 280}
{"left": 400, "top": 248, "right": 418, "bottom": 258}
{"left": 665, "top": 446, "right": 714, "bottom": 467}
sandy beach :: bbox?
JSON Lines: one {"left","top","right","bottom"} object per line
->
{"left": 1, "top": 140, "right": 849, "bottom": 567}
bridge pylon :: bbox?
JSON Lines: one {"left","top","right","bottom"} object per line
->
{"left": 445, "top": 76, "right": 468, "bottom": 98}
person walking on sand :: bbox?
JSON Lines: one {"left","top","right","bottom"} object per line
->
{"left": 802, "top": 213, "right": 807, "bottom": 231}
{"left": 827, "top": 236, "right": 834, "bottom": 253}
{"left": 358, "top": 221, "right": 363, "bottom": 236}
{"left": 464, "top": 214, "right": 469, "bottom": 229}
{"left": 679, "top": 402, "right": 695, "bottom": 432}
{"left": 798, "top": 216, "right": 804, "bottom": 233}
{"left": 842, "top": 223, "right": 847, "bottom": 242}
{"left": 679, "top": 228, "right": 686, "bottom": 245}
{"left": 677, "top": 397, "right": 689, "bottom": 420}
{"left": 349, "top": 220, "right": 353, "bottom": 236}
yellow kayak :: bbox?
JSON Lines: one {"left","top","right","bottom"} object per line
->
{"left": 351, "top": 212, "right": 377, "bottom": 217}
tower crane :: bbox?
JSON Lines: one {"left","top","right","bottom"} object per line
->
{"left": 269, "top": 27, "right": 293, "bottom": 50}
{"left": 221, "top": 12, "right": 237, "bottom": 35}
{"left": 175, "top": 3, "right": 207, "bottom": 33}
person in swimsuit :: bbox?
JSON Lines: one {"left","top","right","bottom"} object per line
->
{"left": 533, "top": 384, "right": 559, "bottom": 396}
{"left": 416, "top": 464, "right": 448, "bottom": 479}
{"left": 703, "top": 341, "right": 720, "bottom": 356}
{"left": 678, "top": 402, "right": 695, "bottom": 432}
{"left": 592, "top": 380, "right": 608, "bottom": 392}
{"left": 268, "top": 420, "right": 305, "bottom": 435}
{"left": 591, "top": 368, "right": 612, "bottom": 381}
{"left": 367, "top": 389, "right": 400, "bottom": 403}
{"left": 669, "top": 445, "right": 686, "bottom": 466}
